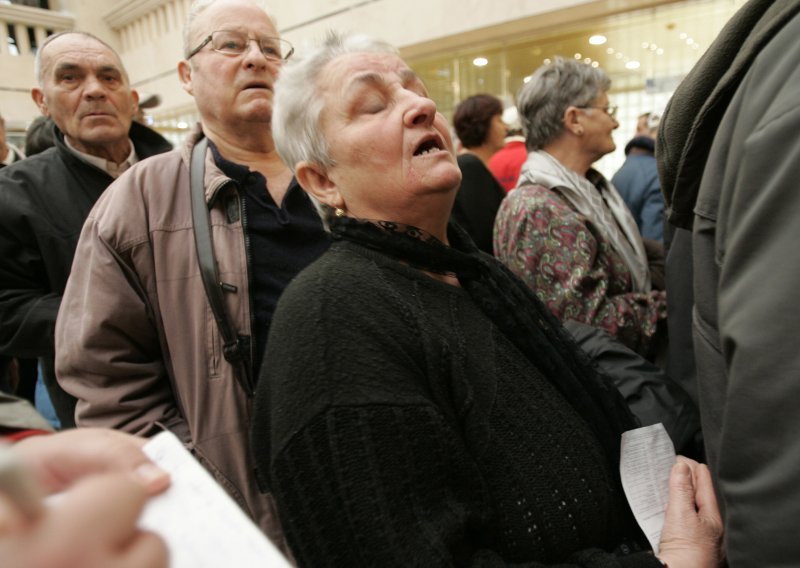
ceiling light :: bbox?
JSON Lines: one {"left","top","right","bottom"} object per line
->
{"left": 679, "top": 32, "right": 687, "bottom": 39}
{"left": 584, "top": 58, "right": 592, "bottom": 64}
{"left": 589, "top": 35, "right": 607, "bottom": 45}
{"left": 686, "top": 38, "right": 694, "bottom": 45}
{"left": 615, "top": 52, "right": 623, "bottom": 59}
{"left": 543, "top": 58, "right": 551, "bottom": 65}
{"left": 472, "top": 57, "right": 488, "bottom": 67}
{"left": 625, "top": 60, "right": 641, "bottom": 70}
{"left": 641, "top": 42, "right": 649, "bottom": 49}
{"left": 591, "top": 61, "right": 599, "bottom": 68}
{"left": 656, "top": 48, "right": 664, "bottom": 55}
{"left": 606, "top": 47, "right": 614, "bottom": 54}
{"left": 574, "top": 53, "right": 582, "bottom": 59}
{"left": 523, "top": 74, "right": 533, "bottom": 83}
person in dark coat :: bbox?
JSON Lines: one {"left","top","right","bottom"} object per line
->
{"left": 612, "top": 136, "right": 663, "bottom": 242}
{"left": 450, "top": 93, "right": 507, "bottom": 254}
{"left": 658, "top": 1, "right": 800, "bottom": 563}
{"left": 0, "top": 31, "right": 172, "bottom": 428}
{"left": 0, "top": 112, "right": 24, "bottom": 169}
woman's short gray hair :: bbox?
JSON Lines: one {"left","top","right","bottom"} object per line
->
{"left": 273, "top": 32, "right": 396, "bottom": 170}
{"left": 272, "top": 32, "right": 397, "bottom": 226}
{"left": 517, "top": 56, "right": 611, "bottom": 150}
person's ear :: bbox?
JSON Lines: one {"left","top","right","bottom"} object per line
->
{"left": 564, "top": 106, "right": 583, "bottom": 136}
{"left": 177, "top": 60, "right": 193, "bottom": 96}
{"left": 31, "top": 88, "right": 50, "bottom": 117}
{"left": 130, "top": 89, "right": 140, "bottom": 117}
{"left": 296, "top": 161, "right": 345, "bottom": 209}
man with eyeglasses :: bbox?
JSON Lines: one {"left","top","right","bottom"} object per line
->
{"left": 55, "top": 0, "right": 328, "bottom": 553}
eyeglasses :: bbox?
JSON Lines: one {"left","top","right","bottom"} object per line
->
{"left": 187, "top": 30, "right": 294, "bottom": 62}
{"left": 576, "top": 104, "right": 619, "bottom": 119}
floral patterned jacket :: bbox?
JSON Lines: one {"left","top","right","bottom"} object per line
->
{"left": 494, "top": 182, "right": 667, "bottom": 355}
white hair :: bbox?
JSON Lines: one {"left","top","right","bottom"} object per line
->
{"left": 517, "top": 56, "right": 611, "bottom": 150}
{"left": 271, "top": 32, "right": 397, "bottom": 228}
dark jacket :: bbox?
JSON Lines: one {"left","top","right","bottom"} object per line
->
{"left": 659, "top": 1, "right": 800, "bottom": 564}
{"left": 451, "top": 153, "right": 505, "bottom": 255}
{"left": 612, "top": 138, "right": 663, "bottom": 242}
{"left": 656, "top": 0, "right": 800, "bottom": 408}
{"left": 0, "top": 122, "right": 172, "bottom": 426}
{"left": 564, "top": 320, "right": 701, "bottom": 459}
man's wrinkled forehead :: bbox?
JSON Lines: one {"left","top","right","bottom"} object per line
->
{"left": 40, "top": 35, "right": 126, "bottom": 80}
{"left": 190, "top": 0, "right": 278, "bottom": 45}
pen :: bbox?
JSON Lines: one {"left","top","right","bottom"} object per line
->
{"left": 0, "top": 443, "right": 44, "bottom": 521}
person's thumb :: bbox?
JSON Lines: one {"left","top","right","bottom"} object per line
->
{"left": 664, "top": 459, "right": 695, "bottom": 526}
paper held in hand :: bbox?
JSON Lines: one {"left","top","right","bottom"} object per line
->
{"left": 619, "top": 423, "right": 676, "bottom": 555}
{"left": 141, "top": 431, "right": 291, "bottom": 568}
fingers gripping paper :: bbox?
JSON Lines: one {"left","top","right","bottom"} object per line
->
{"left": 141, "top": 431, "right": 291, "bottom": 568}
{"left": 620, "top": 423, "right": 676, "bottom": 554}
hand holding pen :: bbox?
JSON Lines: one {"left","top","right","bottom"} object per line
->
{"left": 0, "top": 428, "right": 171, "bottom": 568}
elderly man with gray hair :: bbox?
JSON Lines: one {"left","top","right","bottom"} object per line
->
{"left": 0, "top": 31, "right": 171, "bottom": 428}
{"left": 55, "top": 0, "right": 328, "bottom": 551}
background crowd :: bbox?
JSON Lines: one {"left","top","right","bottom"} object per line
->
{"left": 1, "top": 0, "right": 798, "bottom": 566}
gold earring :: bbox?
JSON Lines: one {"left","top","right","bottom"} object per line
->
{"left": 335, "top": 208, "right": 346, "bottom": 217}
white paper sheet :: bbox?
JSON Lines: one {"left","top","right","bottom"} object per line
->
{"left": 619, "top": 423, "right": 675, "bottom": 554}
{"left": 141, "top": 431, "right": 290, "bottom": 568}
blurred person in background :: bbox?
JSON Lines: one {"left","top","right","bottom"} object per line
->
{"left": 0, "top": 112, "right": 24, "bottom": 168}
{"left": 612, "top": 129, "right": 664, "bottom": 242}
{"left": 494, "top": 57, "right": 666, "bottom": 359}
{"left": 23, "top": 116, "right": 56, "bottom": 157}
{"left": 450, "top": 93, "right": 507, "bottom": 254}
{"left": 488, "top": 105, "right": 528, "bottom": 192}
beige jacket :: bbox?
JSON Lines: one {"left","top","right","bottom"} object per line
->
{"left": 56, "top": 125, "right": 287, "bottom": 551}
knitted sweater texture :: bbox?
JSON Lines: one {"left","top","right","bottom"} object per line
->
{"left": 252, "top": 241, "right": 660, "bottom": 567}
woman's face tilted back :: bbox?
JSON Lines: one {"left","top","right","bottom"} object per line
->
{"left": 308, "top": 51, "right": 462, "bottom": 226}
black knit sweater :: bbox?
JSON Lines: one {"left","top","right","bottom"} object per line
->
{"left": 252, "top": 240, "right": 660, "bottom": 567}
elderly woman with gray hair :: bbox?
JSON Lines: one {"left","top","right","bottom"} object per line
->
{"left": 494, "top": 58, "right": 666, "bottom": 359}
{"left": 250, "top": 34, "right": 720, "bottom": 567}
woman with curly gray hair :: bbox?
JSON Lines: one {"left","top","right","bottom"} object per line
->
{"left": 494, "top": 57, "right": 666, "bottom": 359}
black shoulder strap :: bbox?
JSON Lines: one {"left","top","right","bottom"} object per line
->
{"left": 189, "top": 137, "right": 254, "bottom": 395}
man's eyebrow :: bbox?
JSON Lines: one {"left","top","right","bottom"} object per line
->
{"left": 53, "top": 62, "right": 81, "bottom": 75}
{"left": 97, "top": 65, "right": 122, "bottom": 76}
{"left": 53, "top": 63, "right": 122, "bottom": 75}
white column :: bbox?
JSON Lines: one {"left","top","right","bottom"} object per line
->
{"left": 0, "top": 22, "right": 8, "bottom": 56}
{"left": 15, "top": 23, "right": 31, "bottom": 56}
{"left": 33, "top": 25, "right": 47, "bottom": 53}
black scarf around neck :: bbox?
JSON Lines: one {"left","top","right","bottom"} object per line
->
{"left": 330, "top": 216, "right": 637, "bottom": 470}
